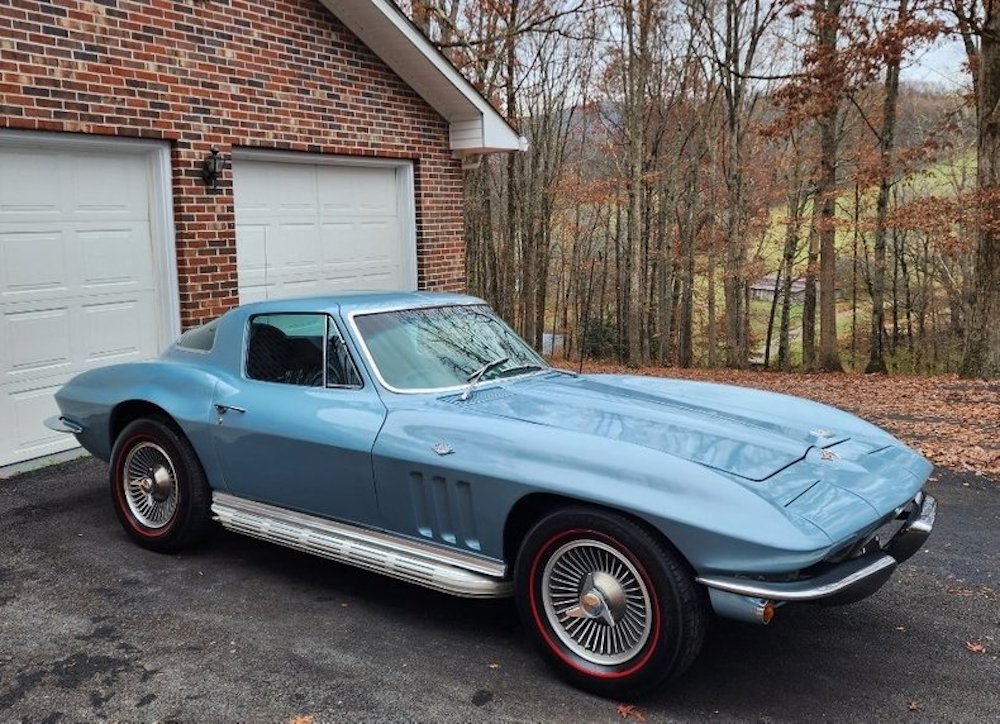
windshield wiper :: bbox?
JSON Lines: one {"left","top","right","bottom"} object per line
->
{"left": 495, "top": 363, "right": 546, "bottom": 378}
{"left": 461, "top": 356, "right": 509, "bottom": 400}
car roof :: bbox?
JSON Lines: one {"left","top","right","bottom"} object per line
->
{"left": 232, "top": 291, "right": 486, "bottom": 317}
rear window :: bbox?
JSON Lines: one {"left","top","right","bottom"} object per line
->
{"left": 176, "top": 319, "right": 219, "bottom": 352}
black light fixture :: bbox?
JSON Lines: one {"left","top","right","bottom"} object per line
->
{"left": 201, "top": 145, "right": 226, "bottom": 189}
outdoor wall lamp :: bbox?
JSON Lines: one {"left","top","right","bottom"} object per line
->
{"left": 201, "top": 145, "right": 226, "bottom": 189}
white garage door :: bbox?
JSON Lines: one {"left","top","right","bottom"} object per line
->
{"left": 233, "top": 154, "right": 416, "bottom": 303}
{"left": 0, "top": 135, "right": 175, "bottom": 469}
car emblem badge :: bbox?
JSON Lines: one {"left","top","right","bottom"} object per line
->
{"left": 432, "top": 442, "right": 454, "bottom": 456}
{"left": 820, "top": 449, "right": 839, "bottom": 461}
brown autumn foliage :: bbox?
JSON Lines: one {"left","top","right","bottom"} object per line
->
{"left": 570, "top": 362, "right": 1000, "bottom": 480}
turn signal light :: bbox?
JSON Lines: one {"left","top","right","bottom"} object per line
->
{"left": 761, "top": 601, "right": 775, "bottom": 624}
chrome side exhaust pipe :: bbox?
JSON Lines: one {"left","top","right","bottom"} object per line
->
{"left": 707, "top": 588, "right": 776, "bottom": 624}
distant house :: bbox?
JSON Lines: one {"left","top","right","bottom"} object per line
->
{"left": 750, "top": 276, "right": 843, "bottom": 304}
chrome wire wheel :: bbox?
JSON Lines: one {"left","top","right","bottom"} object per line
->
{"left": 541, "top": 538, "right": 653, "bottom": 666}
{"left": 122, "top": 441, "right": 179, "bottom": 529}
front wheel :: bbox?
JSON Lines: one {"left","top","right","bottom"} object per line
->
{"left": 514, "top": 508, "right": 706, "bottom": 699}
{"left": 109, "top": 418, "right": 211, "bottom": 553}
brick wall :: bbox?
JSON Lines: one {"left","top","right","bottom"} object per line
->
{"left": 0, "top": 0, "right": 466, "bottom": 326}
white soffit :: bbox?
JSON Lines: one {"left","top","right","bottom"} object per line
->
{"left": 319, "top": 0, "right": 525, "bottom": 155}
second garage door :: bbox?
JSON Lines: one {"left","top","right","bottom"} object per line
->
{"left": 233, "top": 155, "right": 416, "bottom": 303}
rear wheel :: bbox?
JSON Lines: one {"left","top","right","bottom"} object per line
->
{"left": 514, "top": 508, "right": 705, "bottom": 699}
{"left": 109, "top": 418, "right": 211, "bottom": 552}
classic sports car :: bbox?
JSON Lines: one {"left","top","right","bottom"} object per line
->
{"left": 46, "top": 292, "right": 936, "bottom": 698}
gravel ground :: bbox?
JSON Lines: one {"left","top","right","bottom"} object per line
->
{"left": 1, "top": 459, "right": 997, "bottom": 722}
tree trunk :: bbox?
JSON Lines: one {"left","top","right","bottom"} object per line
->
{"left": 778, "top": 192, "right": 801, "bottom": 370}
{"left": 865, "top": 0, "right": 907, "bottom": 373}
{"left": 891, "top": 229, "right": 900, "bottom": 355}
{"left": 707, "top": 240, "right": 718, "bottom": 367}
{"left": 851, "top": 182, "right": 859, "bottom": 370}
{"left": 961, "top": 4, "right": 1000, "bottom": 379}
{"left": 816, "top": 0, "right": 844, "bottom": 372}
{"left": 803, "top": 215, "right": 819, "bottom": 369}
{"left": 505, "top": 0, "right": 522, "bottom": 333}
{"left": 764, "top": 268, "right": 782, "bottom": 368}
{"left": 722, "top": 0, "right": 746, "bottom": 370}
{"left": 678, "top": 164, "right": 698, "bottom": 367}
{"left": 655, "top": 184, "right": 673, "bottom": 363}
{"left": 623, "top": 0, "right": 649, "bottom": 368}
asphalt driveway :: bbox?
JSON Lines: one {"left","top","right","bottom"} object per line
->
{"left": 1, "top": 459, "right": 997, "bottom": 722}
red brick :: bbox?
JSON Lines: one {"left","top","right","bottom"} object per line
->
{"left": 0, "top": 0, "right": 466, "bottom": 328}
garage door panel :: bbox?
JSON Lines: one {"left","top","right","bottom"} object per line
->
{"left": 314, "top": 268, "right": 390, "bottom": 291}
{"left": 0, "top": 383, "right": 78, "bottom": 467}
{"left": 82, "top": 297, "right": 155, "bottom": 363}
{"left": 2, "top": 223, "right": 154, "bottom": 302}
{"left": 9, "top": 385, "right": 63, "bottom": 446}
{"left": 359, "top": 220, "right": 398, "bottom": 253}
{"left": 319, "top": 221, "right": 354, "bottom": 258}
{"left": 320, "top": 260, "right": 399, "bottom": 285}
{"left": 275, "top": 223, "right": 322, "bottom": 267}
{"left": 317, "top": 166, "right": 396, "bottom": 216}
{"left": 0, "top": 139, "right": 168, "bottom": 469}
{"left": 3, "top": 293, "right": 156, "bottom": 376}
{"left": 73, "top": 155, "right": 149, "bottom": 219}
{"left": 0, "top": 150, "right": 150, "bottom": 223}
{"left": 239, "top": 287, "right": 269, "bottom": 304}
{"left": 2, "top": 306, "right": 73, "bottom": 380}
{"left": 356, "top": 269, "right": 397, "bottom": 289}
{"left": 77, "top": 226, "right": 154, "bottom": 291}
{"left": 235, "top": 224, "right": 268, "bottom": 298}
{"left": 239, "top": 161, "right": 318, "bottom": 214}
{"left": 320, "top": 220, "right": 400, "bottom": 260}
{"left": 235, "top": 157, "right": 412, "bottom": 302}
{"left": 0, "top": 231, "right": 68, "bottom": 298}
{"left": 0, "top": 151, "right": 64, "bottom": 218}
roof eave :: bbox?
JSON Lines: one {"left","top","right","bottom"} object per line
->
{"left": 319, "top": 0, "right": 525, "bottom": 155}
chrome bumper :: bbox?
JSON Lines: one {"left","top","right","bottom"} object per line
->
{"left": 699, "top": 493, "right": 937, "bottom": 607}
{"left": 884, "top": 492, "right": 936, "bottom": 564}
{"left": 44, "top": 416, "right": 84, "bottom": 434}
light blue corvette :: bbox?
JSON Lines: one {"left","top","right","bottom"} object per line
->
{"left": 46, "top": 292, "right": 936, "bottom": 698}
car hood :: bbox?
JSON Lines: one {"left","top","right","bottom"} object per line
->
{"left": 450, "top": 372, "right": 859, "bottom": 484}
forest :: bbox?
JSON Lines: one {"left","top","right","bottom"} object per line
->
{"left": 399, "top": 0, "right": 1000, "bottom": 379}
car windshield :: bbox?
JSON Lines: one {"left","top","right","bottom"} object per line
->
{"left": 354, "top": 304, "right": 548, "bottom": 391}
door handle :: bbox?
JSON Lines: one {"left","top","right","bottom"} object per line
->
{"left": 215, "top": 403, "right": 246, "bottom": 415}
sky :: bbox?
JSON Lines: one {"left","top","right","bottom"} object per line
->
{"left": 901, "top": 36, "right": 969, "bottom": 88}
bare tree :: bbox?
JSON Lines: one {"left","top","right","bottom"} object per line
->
{"left": 959, "top": 1, "right": 1000, "bottom": 378}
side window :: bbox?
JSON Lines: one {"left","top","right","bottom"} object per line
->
{"left": 246, "top": 314, "right": 325, "bottom": 386}
{"left": 246, "top": 313, "right": 362, "bottom": 389}
{"left": 326, "top": 318, "right": 364, "bottom": 388}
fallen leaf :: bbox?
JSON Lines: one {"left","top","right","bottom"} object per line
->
{"left": 617, "top": 703, "right": 646, "bottom": 722}
{"left": 289, "top": 716, "right": 314, "bottom": 724}
{"left": 965, "top": 640, "right": 987, "bottom": 653}
{"left": 907, "top": 700, "right": 923, "bottom": 712}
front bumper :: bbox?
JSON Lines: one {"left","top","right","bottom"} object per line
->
{"left": 698, "top": 493, "right": 936, "bottom": 609}
{"left": 43, "top": 415, "right": 84, "bottom": 434}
